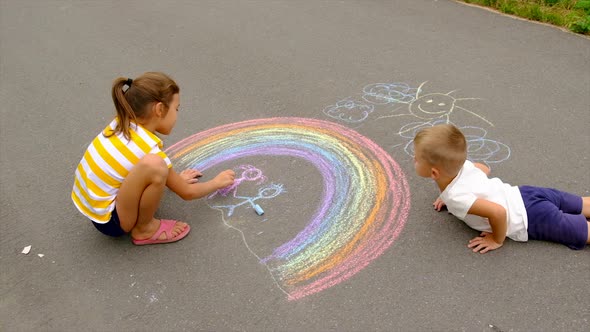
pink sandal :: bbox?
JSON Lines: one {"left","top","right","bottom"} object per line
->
{"left": 132, "top": 219, "right": 190, "bottom": 246}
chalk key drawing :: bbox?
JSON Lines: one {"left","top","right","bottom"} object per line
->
{"left": 166, "top": 117, "right": 410, "bottom": 301}
{"left": 322, "top": 81, "right": 511, "bottom": 166}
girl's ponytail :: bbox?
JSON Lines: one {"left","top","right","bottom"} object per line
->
{"left": 105, "top": 72, "right": 179, "bottom": 140}
{"left": 108, "top": 77, "right": 137, "bottom": 140}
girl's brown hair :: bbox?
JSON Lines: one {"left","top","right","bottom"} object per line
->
{"left": 414, "top": 124, "right": 467, "bottom": 176}
{"left": 107, "top": 72, "right": 179, "bottom": 140}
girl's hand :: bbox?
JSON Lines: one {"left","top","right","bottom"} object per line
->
{"left": 467, "top": 232, "right": 503, "bottom": 254}
{"left": 180, "top": 169, "right": 203, "bottom": 184}
{"left": 214, "top": 170, "right": 236, "bottom": 189}
{"left": 433, "top": 198, "right": 446, "bottom": 211}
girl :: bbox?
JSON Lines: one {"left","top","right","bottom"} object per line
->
{"left": 71, "top": 72, "right": 235, "bottom": 245}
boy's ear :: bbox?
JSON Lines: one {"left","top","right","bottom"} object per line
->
{"left": 430, "top": 167, "right": 440, "bottom": 180}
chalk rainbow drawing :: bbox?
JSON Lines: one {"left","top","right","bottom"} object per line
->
{"left": 166, "top": 117, "right": 410, "bottom": 301}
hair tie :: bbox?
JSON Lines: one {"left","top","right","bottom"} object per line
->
{"left": 125, "top": 78, "right": 133, "bottom": 86}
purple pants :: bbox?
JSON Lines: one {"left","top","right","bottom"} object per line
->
{"left": 520, "top": 185, "right": 587, "bottom": 250}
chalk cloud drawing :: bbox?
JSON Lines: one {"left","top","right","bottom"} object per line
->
{"left": 362, "top": 82, "right": 419, "bottom": 105}
{"left": 461, "top": 127, "right": 511, "bottom": 165}
{"left": 166, "top": 117, "right": 410, "bottom": 301}
{"left": 401, "top": 121, "right": 511, "bottom": 166}
{"left": 323, "top": 98, "right": 374, "bottom": 123}
{"left": 322, "top": 81, "right": 511, "bottom": 167}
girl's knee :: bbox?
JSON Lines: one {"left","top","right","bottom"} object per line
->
{"left": 138, "top": 154, "right": 168, "bottom": 182}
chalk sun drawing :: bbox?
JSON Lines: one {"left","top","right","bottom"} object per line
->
{"left": 166, "top": 117, "right": 410, "bottom": 301}
{"left": 375, "top": 81, "right": 494, "bottom": 131}
{"left": 322, "top": 81, "right": 511, "bottom": 166}
{"left": 324, "top": 81, "right": 493, "bottom": 128}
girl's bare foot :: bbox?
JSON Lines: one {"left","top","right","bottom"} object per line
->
{"left": 131, "top": 218, "right": 188, "bottom": 241}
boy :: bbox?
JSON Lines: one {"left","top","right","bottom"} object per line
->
{"left": 413, "top": 124, "right": 589, "bottom": 253}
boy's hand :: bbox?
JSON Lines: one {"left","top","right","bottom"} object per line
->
{"left": 179, "top": 169, "right": 203, "bottom": 184}
{"left": 214, "top": 170, "right": 236, "bottom": 189}
{"left": 468, "top": 232, "right": 503, "bottom": 254}
{"left": 433, "top": 198, "right": 446, "bottom": 211}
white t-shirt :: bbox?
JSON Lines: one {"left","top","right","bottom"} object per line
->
{"left": 439, "top": 160, "right": 528, "bottom": 242}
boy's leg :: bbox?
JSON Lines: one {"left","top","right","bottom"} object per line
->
{"left": 583, "top": 197, "right": 590, "bottom": 243}
{"left": 582, "top": 197, "right": 590, "bottom": 219}
{"left": 526, "top": 201, "right": 588, "bottom": 249}
{"left": 521, "top": 186, "right": 587, "bottom": 250}
{"left": 558, "top": 194, "right": 590, "bottom": 244}
{"left": 556, "top": 193, "right": 590, "bottom": 245}
{"left": 115, "top": 154, "right": 187, "bottom": 240}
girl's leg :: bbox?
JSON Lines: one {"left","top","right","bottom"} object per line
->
{"left": 115, "top": 154, "right": 187, "bottom": 240}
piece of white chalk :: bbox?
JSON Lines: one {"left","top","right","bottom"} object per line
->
{"left": 253, "top": 204, "right": 264, "bottom": 216}
{"left": 22, "top": 245, "right": 31, "bottom": 255}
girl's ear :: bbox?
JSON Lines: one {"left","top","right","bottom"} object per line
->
{"left": 153, "top": 102, "right": 164, "bottom": 118}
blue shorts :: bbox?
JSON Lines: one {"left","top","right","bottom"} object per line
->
{"left": 520, "top": 185, "right": 587, "bottom": 250}
{"left": 92, "top": 208, "right": 127, "bottom": 237}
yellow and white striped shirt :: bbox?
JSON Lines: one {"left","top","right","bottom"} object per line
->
{"left": 71, "top": 118, "right": 172, "bottom": 223}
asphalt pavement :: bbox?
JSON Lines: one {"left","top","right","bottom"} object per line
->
{"left": 1, "top": 1, "right": 589, "bottom": 331}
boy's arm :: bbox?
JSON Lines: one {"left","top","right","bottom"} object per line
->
{"left": 473, "top": 162, "right": 491, "bottom": 176}
{"left": 466, "top": 198, "right": 507, "bottom": 253}
{"left": 166, "top": 168, "right": 235, "bottom": 201}
{"left": 433, "top": 197, "right": 446, "bottom": 211}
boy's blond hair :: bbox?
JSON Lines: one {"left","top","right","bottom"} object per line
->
{"left": 414, "top": 124, "right": 467, "bottom": 176}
